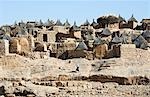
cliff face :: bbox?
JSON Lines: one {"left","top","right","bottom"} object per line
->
{"left": 0, "top": 47, "right": 150, "bottom": 96}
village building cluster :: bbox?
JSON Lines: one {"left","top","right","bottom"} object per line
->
{"left": 0, "top": 14, "right": 150, "bottom": 59}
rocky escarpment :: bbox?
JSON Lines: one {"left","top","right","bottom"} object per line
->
{"left": 0, "top": 54, "right": 150, "bottom": 97}
{"left": 0, "top": 75, "right": 150, "bottom": 97}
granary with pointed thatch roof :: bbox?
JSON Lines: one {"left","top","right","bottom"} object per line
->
{"left": 63, "top": 19, "right": 71, "bottom": 30}
{"left": 9, "top": 36, "right": 33, "bottom": 55}
{"left": 64, "top": 41, "right": 88, "bottom": 59}
{"left": 52, "top": 20, "right": 68, "bottom": 34}
{"left": 127, "top": 14, "right": 138, "bottom": 29}
{"left": 80, "top": 19, "right": 90, "bottom": 30}
{"left": 69, "top": 21, "right": 81, "bottom": 39}
{"left": 119, "top": 14, "right": 138, "bottom": 29}
{"left": 90, "top": 19, "right": 98, "bottom": 29}
{"left": 93, "top": 43, "right": 108, "bottom": 59}
{"left": 118, "top": 15, "right": 127, "bottom": 29}
{"left": 111, "top": 32, "right": 122, "bottom": 44}
{"left": 95, "top": 28, "right": 112, "bottom": 43}
{"left": 44, "top": 19, "right": 55, "bottom": 27}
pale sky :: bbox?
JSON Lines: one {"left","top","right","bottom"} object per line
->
{"left": 0, "top": 0, "right": 149, "bottom": 25}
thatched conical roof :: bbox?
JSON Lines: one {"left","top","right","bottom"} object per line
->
{"left": 111, "top": 33, "right": 122, "bottom": 43}
{"left": 93, "top": 37, "right": 102, "bottom": 45}
{"left": 45, "top": 19, "right": 55, "bottom": 26}
{"left": 82, "top": 19, "right": 90, "bottom": 26}
{"left": 70, "top": 21, "right": 80, "bottom": 31}
{"left": 76, "top": 41, "right": 88, "bottom": 50}
{"left": 55, "top": 19, "right": 63, "bottom": 26}
{"left": 128, "top": 14, "right": 137, "bottom": 22}
{"left": 118, "top": 14, "right": 126, "bottom": 22}
{"left": 63, "top": 19, "right": 70, "bottom": 27}
{"left": 101, "top": 28, "right": 111, "bottom": 36}
{"left": 91, "top": 19, "right": 98, "bottom": 27}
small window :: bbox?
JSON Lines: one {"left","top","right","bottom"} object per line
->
{"left": 43, "top": 34, "right": 48, "bottom": 42}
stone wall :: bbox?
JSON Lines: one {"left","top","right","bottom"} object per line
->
{"left": 9, "top": 37, "right": 30, "bottom": 54}
{"left": 93, "top": 44, "right": 108, "bottom": 59}
{"left": 29, "top": 51, "right": 50, "bottom": 59}
{"left": 0, "top": 39, "right": 9, "bottom": 56}
{"left": 121, "top": 44, "right": 136, "bottom": 59}
{"left": 121, "top": 44, "right": 150, "bottom": 60}
{"left": 24, "top": 35, "right": 35, "bottom": 51}
{"left": 108, "top": 23, "right": 119, "bottom": 29}
{"left": 36, "top": 30, "right": 57, "bottom": 43}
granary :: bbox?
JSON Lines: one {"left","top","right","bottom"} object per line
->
{"left": 93, "top": 43, "right": 108, "bottom": 59}
{"left": 63, "top": 19, "right": 71, "bottom": 28}
{"left": 100, "top": 28, "right": 112, "bottom": 37}
{"left": 55, "top": 19, "right": 63, "bottom": 26}
{"left": 80, "top": 29, "right": 94, "bottom": 50}
{"left": 0, "top": 39, "right": 9, "bottom": 56}
{"left": 9, "top": 38, "right": 21, "bottom": 53}
{"left": 118, "top": 15, "right": 126, "bottom": 29}
{"left": 105, "top": 44, "right": 121, "bottom": 58}
{"left": 90, "top": 19, "right": 98, "bottom": 29}
{"left": 70, "top": 21, "right": 80, "bottom": 31}
{"left": 63, "top": 19, "right": 71, "bottom": 33}
{"left": 53, "top": 20, "right": 68, "bottom": 34}
{"left": 111, "top": 33, "right": 122, "bottom": 44}
{"left": 93, "top": 37, "right": 108, "bottom": 59}
{"left": 119, "top": 14, "right": 138, "bottom": 29}
{"left": 19, "top": 37, "right": 30, "bottom": 52}
{"left": 118, "top": 14, "right": 126, "bottom": 23}
{"left": 80, "top": 19, "right": 91, "bottom": 30}
{"left": 44, "top": 19, "right": 55, "bottom": 27}
{"left": 69, "top": 22, "right": 81, "bottom": 39}
{"left": 93, "top": 37, "right": 103, "bottom": 46}
{"left": 127, "top": 14, "right": 138, "bottom": 29}
{"left": 66, "top": 41, "right": 88, "bottom": 59}
{"left": 83, "top": 19, "right": 90, "bottom": 26}
{"left": 9, "top": 37, "right": 30, "bottom": 54}
{"left": 76, "top": 41, "right": 88, "bottom": 50}
{"left": 96, "top": 28, "right": 112, "bottom": 42}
